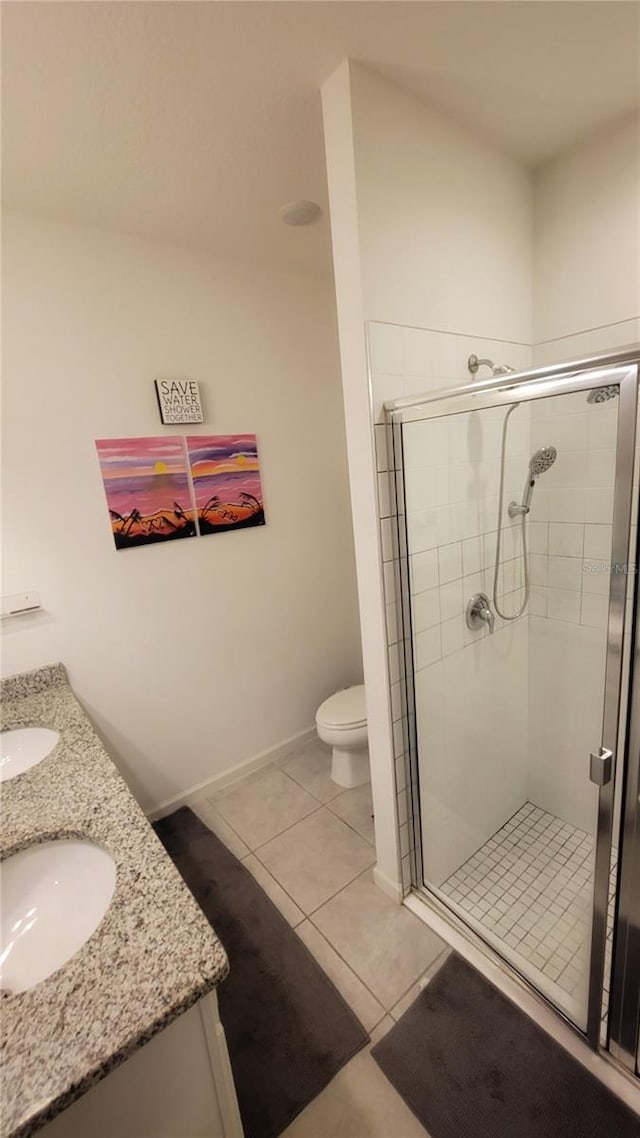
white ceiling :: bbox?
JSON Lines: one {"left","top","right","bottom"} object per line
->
{"left": 2, "top": 1, "right": 639, "bottom": 274}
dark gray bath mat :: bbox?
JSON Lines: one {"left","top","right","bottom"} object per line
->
{"left": 154, "top": 806, "right": 369, "bottom": 1138}
{"left": 372, "top": 952, "right": 640, "bottom": 1138}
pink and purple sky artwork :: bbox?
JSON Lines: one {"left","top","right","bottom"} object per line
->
{"left": 186, "top": 434, "right": 263, "bottom": 511}
{"left": 95, "top": 436, "right": 192, "bottom": 519}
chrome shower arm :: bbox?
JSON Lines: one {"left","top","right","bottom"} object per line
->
{"left": 468, "top": 354, "right": 516, "bottom": 377}
{"left": 468, "top": 354, "right": 495, "bottom": 375}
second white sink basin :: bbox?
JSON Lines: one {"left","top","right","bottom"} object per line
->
{"left": 0, "top": 840, "right": 117, "bottom": 994}
{"left": 0, "top": 727, "right": 60, "bottom": 782}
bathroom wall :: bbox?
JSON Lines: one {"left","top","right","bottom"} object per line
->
{"left": 1, "top": 209, "right": 362, "bottom": 812}
{"left": 322, "top": 60, "right": 534, "bottom": 892}
{"left": 533, "top": 113, "right": 640, "bottom": 350}
{"left": 350, "top": 64, "right": 532, "bottom": 340}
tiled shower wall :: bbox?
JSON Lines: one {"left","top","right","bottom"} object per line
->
{"left": 527, "top": 390, "right": 618, "bottom": 832}
{"left": 531, "top": 320, "right": 640, "bottom": 838}
{"left": 368, "top": 321, "right": 532, "bottom": 891}
{"left": 402, "top": 404, "right": 537, "bottom": 886}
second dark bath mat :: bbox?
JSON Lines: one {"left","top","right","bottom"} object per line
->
{"left": 372, "top": 952, "right": 640, "bottom": 1138}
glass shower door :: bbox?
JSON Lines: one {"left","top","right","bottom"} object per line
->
{"left": 394, "top": 363, "right": 637, "bottom": 1042}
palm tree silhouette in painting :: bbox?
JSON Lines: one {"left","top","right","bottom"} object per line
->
{"left": 201, "top": 495, "right": 221, "bottom": 520}
{"left": 123, "top": 508, "right": 142, "bottom": 536}
{"left": 109, "top": 503, "right": 195, "bottom": 549}
{"left": 173, "top": 502, "right": 196, "bottom": 536}
{"left": 240, "top": 492, "right": 261, "bottom": 511}
{"left": 197, "top": 490, "right": 265, "bottom": 535}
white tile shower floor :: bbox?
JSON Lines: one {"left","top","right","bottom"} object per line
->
{"left": 438, "top": 801, "right": 615, "bottom": 1037}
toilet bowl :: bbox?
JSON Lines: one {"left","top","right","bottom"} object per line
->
{"left": 315, "top": 685, "right": 369, "bottom": 788}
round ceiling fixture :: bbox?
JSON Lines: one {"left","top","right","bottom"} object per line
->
{"left": 278, "top": 200, "right": 322, "bottom": 227}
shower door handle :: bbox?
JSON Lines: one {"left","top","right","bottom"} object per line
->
{"left": 589, "top": 747, "right": 613, "bottom": 787}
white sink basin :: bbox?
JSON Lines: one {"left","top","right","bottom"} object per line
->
{"left": 0, "top": 840, "right": 117, "bottom": 994}
{"left": 0, "top": 727, "right": 60, "bottom": 782}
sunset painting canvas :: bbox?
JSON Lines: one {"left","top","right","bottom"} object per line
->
{"left": 186, "top": 434, "right": 265, "bottom": 535}
{"left": 96, "top": 437, "right": 197, "bottom": 550}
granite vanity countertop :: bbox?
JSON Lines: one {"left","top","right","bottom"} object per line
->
{"left": 0, "top": 663, "right": 229, "bottom": 1138}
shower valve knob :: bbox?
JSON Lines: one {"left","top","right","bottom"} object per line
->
{"left": 466, "top": 593, "right": 495, "bottom": 634}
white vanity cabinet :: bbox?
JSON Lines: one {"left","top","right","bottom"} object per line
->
{"left": 42, "top": 991, "right": 244, "bottom": 1138}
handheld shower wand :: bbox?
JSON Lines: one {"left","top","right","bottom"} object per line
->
{"left": 508, "top": 446, "right": 558, "bottom": 518}
{"left": 493, "top": 413, "right": 558, "bottom": 622}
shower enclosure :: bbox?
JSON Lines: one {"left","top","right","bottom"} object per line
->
{"left": 386, "top": 347, "right": 640, "bottom": 1072}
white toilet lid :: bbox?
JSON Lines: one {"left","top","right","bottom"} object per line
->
{"left": 317, "top": 685, "right": 366, "bottom": 729}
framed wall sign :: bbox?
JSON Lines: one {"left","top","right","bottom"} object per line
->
{"left": 154, "top": 379, "right": 204, "bottom": 424}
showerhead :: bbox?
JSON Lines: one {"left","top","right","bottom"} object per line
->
{"left": 529, "top": 446, "right": 558, "bottom": 476}
{"left": 587, "top": 386, "right": 618, "bottom": 404}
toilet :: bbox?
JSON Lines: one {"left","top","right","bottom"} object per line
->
{"left": 315, "top": 685, "right": 369, "bottom": 788}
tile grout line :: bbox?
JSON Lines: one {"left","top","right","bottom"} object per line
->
{"left": 248, "top": 811, "right": 376, "bottom": 929}
{"left": 202, "top": 794, "right": 321, "bottom": 855}
{"left": 297, "top": 918, "right": 389, "bottom": 1029}
{"left": 198, "top": 796, "right": 389, "bottom": 1025}
{"left": 389, "top": 946, "right": 452, "bottom": 1019}
{"left": 198, "top": 761, "right": 445, "bottom": 1026}
{"left": 304, "top": 865, "right": 446, "bottom": 1015}
{"left": 246, "top": 801, "right": 327, "bottom": 858}
{"left": 326, "top": 795, "right": 376, "bottom": 847}
{"left": 238, "top": 852, "right": 306, "bottom": 927}
{"left": 280, "top": 762, "right": 344, "bottom": 806}
{"left": 240, "top": 853, "right": 389, "bottom": 1022}
{"left": 189, "top": 798, "right": 253, "bottom": 856}
{"left": 204, "top": 765, "right": 376, "bottom": 914}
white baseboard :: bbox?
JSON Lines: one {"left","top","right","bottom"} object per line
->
{"left": 373, "top": 864, "right": 403, "bottom": 904}
{"left": 147, "top": 726, "right": 318, "bottom": 821}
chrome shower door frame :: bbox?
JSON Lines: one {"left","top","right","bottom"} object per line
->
{"left": 387, "top": 355, "right": 639, "bottom": 1052}
{"left": 608, "top": 452, "right": 640, "bottom": 1074}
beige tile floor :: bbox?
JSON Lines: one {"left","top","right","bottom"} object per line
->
{"left": 191, "top": 738, "right": 448, "bottom": 1138}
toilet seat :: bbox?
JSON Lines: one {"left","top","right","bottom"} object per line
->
{"left": 316, "top": 685, "right": 366, "bottom": 731}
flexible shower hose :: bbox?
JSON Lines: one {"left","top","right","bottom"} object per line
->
{"left": 493, "top": 403, "right": 529, "bottom": 621}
